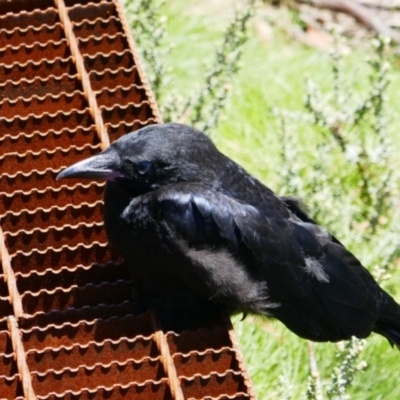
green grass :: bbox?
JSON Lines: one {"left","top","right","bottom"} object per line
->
{"left": 125, "top": 1, "right": 400, "bottom": 398}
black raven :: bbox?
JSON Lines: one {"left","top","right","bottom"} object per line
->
{"left": 57, "top": 123, "right": 400, "bottom": 344}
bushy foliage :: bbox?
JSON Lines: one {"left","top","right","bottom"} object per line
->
{"left": 272, "top": 36, "right": 399, "bottom": 399}
{"left": 275, "top": 36, "right": 399, "bottom": 268}
{"left": 122, "top": 0, "right": 255, "bottom": 132}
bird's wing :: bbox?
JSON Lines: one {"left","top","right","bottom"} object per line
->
{"left": 279, "top": 195, "right": 379, "bottom": 333}
{"left": 280, "top": 196, "right": 344, "bottom": 246}
{"left": 155, "top": 184, "right": 316, "bottom": 298}
{"left": 153, "top": 184, "right": 378, "bottom": 340}
{"left": 157, "top": 184, "right": 290, "bottom": 260}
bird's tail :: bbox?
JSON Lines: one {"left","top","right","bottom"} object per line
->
{"left": 374, "top": 291, "right": 400, "bottom": 349}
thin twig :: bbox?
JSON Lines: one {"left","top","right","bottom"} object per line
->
{"left": 307, "top": 340, "right": 324, "bottom": 400}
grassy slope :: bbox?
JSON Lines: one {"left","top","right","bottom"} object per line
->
{"left": 145, "top": 1, "right": 400, "bottom": 398}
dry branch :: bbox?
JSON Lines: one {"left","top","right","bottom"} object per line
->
{"left": 298, "top": 0, "right": 397, "bottom": 41}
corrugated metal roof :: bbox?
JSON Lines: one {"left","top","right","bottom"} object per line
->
{"left": 0, "top": 1, "right": 256, "bottom": 398}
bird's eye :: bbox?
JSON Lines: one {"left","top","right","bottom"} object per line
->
{"left": 137, "top": 160, "right": 152, "bottom": 175}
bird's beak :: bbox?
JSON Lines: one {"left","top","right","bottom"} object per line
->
{"left": 56, "top": 147, "right": 127, "bottom": 181}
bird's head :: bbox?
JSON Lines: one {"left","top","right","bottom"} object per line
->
{"left": 57, "top": 123, "right": 223, "bottom": 194}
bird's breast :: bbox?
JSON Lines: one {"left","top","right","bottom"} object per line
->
{"left": 103, "top": 182, "right": 173, "bottom": 276}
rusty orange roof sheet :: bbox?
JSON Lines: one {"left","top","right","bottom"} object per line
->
{"left": 0, "top": 0, "right": 256, "bottom": 398}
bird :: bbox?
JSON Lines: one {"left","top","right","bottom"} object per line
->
{"left": 57, "top": 122, "right": 400, "bottom": 345}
